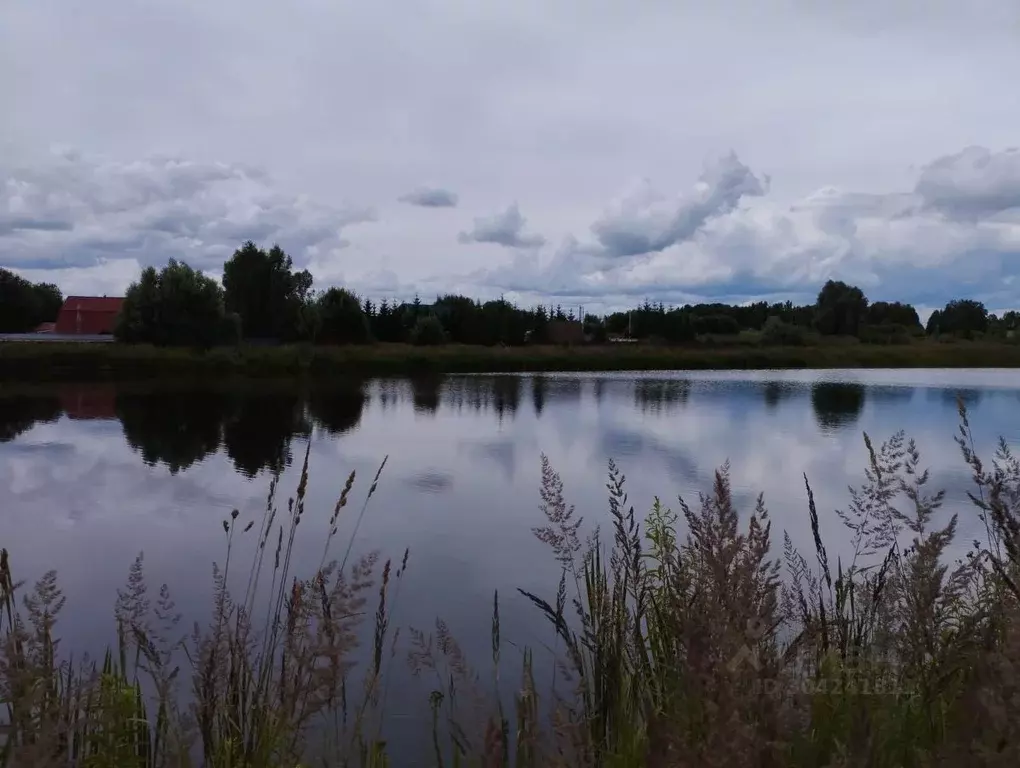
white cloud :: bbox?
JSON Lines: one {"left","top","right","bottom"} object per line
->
{"left": 0, "top": 150, "right": 375, "bottom": 292}
{"left": 476, "top": 146, "right": 1020, "bottom": 312}
{"left": 2, "top": 0, "right": 1020, "bottom": 308}
{"left": 589, "top": 153, "right": 768, "bottom": 259}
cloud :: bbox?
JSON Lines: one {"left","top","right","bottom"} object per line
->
{"left": 4, "top": 0, "right": 1020, "bottom": 307}
{"left": 399, "top": 187, "right": 459, "bottom": 208}
{"left": 474, "top": 146, "right": 1020, "bottom": 312}
{"left": 590, "top": 153, "right": 768, "bottom": 259}
{"left": 458, "top": 203, "right": 545, "bottom": 249}
{"left": 0, "top": 149, "right": 376, "bottom": 275}
{"left": 914, "top": 146, "right": 1020, "bottom": 221}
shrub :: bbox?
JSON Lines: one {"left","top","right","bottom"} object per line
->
{"left": 859, "top": 322, "right": 914, "bottom": 345}
{"left": 409, "top": 314, "right": 446, "bottom": 346}
{"left": 760, "top": 315, "right": 806, "bottom": 345}
{"left": 317, "top": 287, "right": 371, "bottom": 345}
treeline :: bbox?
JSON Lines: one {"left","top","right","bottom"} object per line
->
{"left": 111, "top": 245, "right": 562, "bottom": 348}
{"left": 5, "top": 241, "right": 1018, "bottom": 346}
{"left": 0, "top": 268, "right": 63, "bottom": 332}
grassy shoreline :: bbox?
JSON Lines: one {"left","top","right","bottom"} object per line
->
{"left": 4, "top": 339, "right": 1020, "bottom": 381}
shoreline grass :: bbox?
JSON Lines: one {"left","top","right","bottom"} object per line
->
{"left": 4, "top": 339, "right": 1020, "bottom": 381}
{"left": 4, "top": 400, "right": 1020, "bottom": 765}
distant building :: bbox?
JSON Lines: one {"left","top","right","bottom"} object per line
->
{"left": 54, "top": 296, "right": 124, "bottom": 335}
{"left": 547, "top": 319, "right": 585, "bottom": 345}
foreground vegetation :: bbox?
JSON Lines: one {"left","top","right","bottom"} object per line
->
{"left": 4, "top": 400, "right": 1020, "bottom": 766}
{"left": 5, "top": 337, "right": 1020, "bottom": 381}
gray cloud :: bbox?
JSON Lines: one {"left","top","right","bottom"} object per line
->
{"left": 458, "top": 203, "right": 545, "bottom": 249}
{"left": 914, "top": 146, "right": 1020, "bottom": 221}
{"left": 399, "top": 187, "right": 459, "bottom": 208}
{"left": 0, "top": 150, "right": 375, "bottom": 272}
{"left": 590, "top": 153, "right": 768, "bottom": 259}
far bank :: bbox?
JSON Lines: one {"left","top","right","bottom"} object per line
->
{"left": 4, "top": 340, "right": 1020, "bottom": 382}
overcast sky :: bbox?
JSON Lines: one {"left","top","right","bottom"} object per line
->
{"left": 3, "top": 0, "right": 1020, "bottom": 315}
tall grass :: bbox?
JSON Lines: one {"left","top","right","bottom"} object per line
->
{"left": 5, "top": 338, "right": 1020, "bottom": 382}
{"left": 3, "top": 399, "right": 1020, "bottom": 765}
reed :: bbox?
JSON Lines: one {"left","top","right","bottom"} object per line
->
{"left": 5, "top": 338, "right": 1020, "bottom": 382}
{"left": 3, "top": 399, "right": 1020, "bottom": 766}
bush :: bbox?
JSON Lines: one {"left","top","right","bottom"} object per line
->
{"left": 760, "top": 315, "right": 806, "bottom": 346}
{"left": 409, "top": 314, "right": 446, "bottom": 346}
{"left": 859, "top": 322, "right": 913, "bottom": 345}
{"left": 317, "top": 288, "right": 371, "bottom": 345}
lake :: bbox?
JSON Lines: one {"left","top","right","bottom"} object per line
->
{"left": 2, "top": 368, "right": 1019, "bottom": 758}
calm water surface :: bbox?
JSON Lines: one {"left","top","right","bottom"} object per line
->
{"left": 2, "top": 369, "right": 1019, "bottom": 753}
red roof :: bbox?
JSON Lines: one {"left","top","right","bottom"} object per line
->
{"left": 61, "top": 296, "right": 125, "bottom": 313}
{"left": 54, "top": 296, "right": 125, "bottom": 335}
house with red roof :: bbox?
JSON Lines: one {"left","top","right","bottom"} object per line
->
{"left": 54, "top": 296, "right": 124, "bottom": 335}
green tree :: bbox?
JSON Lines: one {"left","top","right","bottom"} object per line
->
{"left": 433, "top": 294, "right": 481, "bottom": 344}
{"left": 866, "top": 301, "right": 921, "bottom": 330}
{"left": 115, "top": 259, "right": 234, "bottom": 348}
{"left": 222, "top": 241, "right": 314, "bottom": 341}
{"left": 927, "top": 299, "right": 988, "bottom": 338}
{"left": 814, "top": 280, "right": 869, "bottom": 336}
{"left": 0, "top": 269, "right": 64, "bottom": 332}
{"left": 317, "top": 287, "right": 371, "bottom": 344}
{"left": 692, "top": 313, "right": 740, "bottom": 335}
{"left": 663, "top": 308, "right": 696, "bottom": 343}
{"left": 410, "top": 314, "right": 446, "bottom": 346}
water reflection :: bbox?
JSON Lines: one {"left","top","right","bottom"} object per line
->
{"left": 404, "top": 469, "right": 454, "bottom": 493}
{"left": 635, "top": 378, "right": 690, "bottom": 413}
{"left": 117, "top": 389, "right": 230, "bottom": 474}
{"left": 0, "top": 394, "right": 62, "bottom": 441}
{"left": 868, "top": 386, "right": 915, "bottom": 406}
{"left": 930, "top": 387, "right": 983, "bottom": 408}
{"left": 60, "top": 384, "right": 118, "bottom": 421}
{"left": 811, "top": 381, "right": 866, "bottom": 433}
{"left": 222, "top": 390, "right": 312, "bottom": 477}
{"left": 443, "top": 376, "right": 522, "bottom": 420}
{"left": 531, "top": 376, "right": 546, "bottom": 416}
{"left": 307, "top": 381, "right": 368, "bottom": 436}
{"left": 763, "top": 381, "right": 794, "bottom": 410}
{"left": 5, "top": 376, "right": 1015, "bottom": 470}
{"left": 409, "top": 375, "right": 442, "bottom": 415}
{"left": 492, "top": 376, "right": 522, "bottom": 422}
